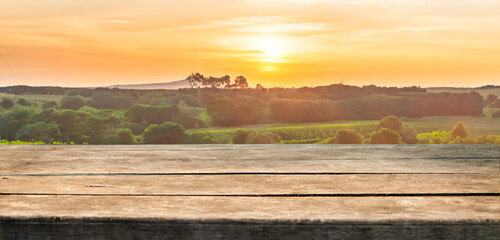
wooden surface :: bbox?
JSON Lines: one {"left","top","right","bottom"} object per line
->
{"left": 1, "top": 145, "right": 499, "bottom": 239}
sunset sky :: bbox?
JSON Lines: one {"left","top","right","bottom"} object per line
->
{"left": 1, "top": 0, "right": 499, "bottom": 88}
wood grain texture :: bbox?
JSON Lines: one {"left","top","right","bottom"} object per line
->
{"left": 0, "top": 145, "right": 499, "bottom": 239}
{"left": 1, "top": 174, "right": 497, "bottom": 195}
{"left": 1, "top": 145, "right": 498, "bottom": 174}
{"left": 1, "top": 195, "right": 499, "bottom": 221}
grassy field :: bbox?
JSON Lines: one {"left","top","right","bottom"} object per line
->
{"left": 188, "top": 115, "right": 500, "bottom": 143}
{"left": 426, "top": 87, "right": 500, "bottom": 97}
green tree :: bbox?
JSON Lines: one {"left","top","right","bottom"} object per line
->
{"left": 232, "top": 129, "right": 256, "bottom": 144}
{"left": 369, "top": 128, "right": 401, "bottom": 144}
{"left": 16, "top": 98, "right": 28, "bottom": 106}
{"left": 142, "top": 122, "right": 185, "bottom": 144}
{"left": 60, "top": 96, "right": 84, "bottom": 110}
{"left": 486, "top": 94, "right": 498, "bottom": 104}
{"left": 1, "top": 120, "right": 25, "bottom": 141}
{"left": 9, "top": 109, "right": 34, "bottom": 122}
{"left": 16, "top": 122, "right": 62, "bottom": 143}
{"left": 185, "top": 133, "right": 219, "bottom": 144}
{"left": 234, "top": 76, "right": 248, "bottom": 89}
{"left": 187, "top": 72, "right": 205, "bottom": 88}
{"left": 42, "top": 101, "right": 58, "bottom": 109}
{"left": 401, "top": 127, "right": 418, "bottom": 144}
{"left": 1, "top": 99, "right": 14, "bottom": 109}
{"left": 108, "top": 128, "right": 138, "bottom": 144}
{"left": 246, "top": 132, "right": 282, "bottom": 144}
{"left": 450, "top": 121, "right": 470, "bottom": 139}
{"left": 207, "top": 97, "right": 265, "bottom": 126}
{"left": 124, "top": 104, "right": 180, "bottom": 125}
{"left": 378, "top": 115, "right": 402, "bottom": 132}
{"left": 335, "top": 129, "right": 364, "bottom": 144}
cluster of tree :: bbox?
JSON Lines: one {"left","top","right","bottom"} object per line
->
{"left": 138, "top": 122, "right": 218, "bottom": 144}
{"left": 187, "top": 73, "right": 248, "bottom": 89}
{"left": 232, "top": 129, "right": 282, "bottom": 144}
{"left": 486, "top": 94, "right": 500, "bottom": 108}
{"left": 5, "top": 83, "right": 428, "bottom": 108}
{"left": 0, "top": 108, "right": 120, "bottom": 143}
{"left": 0, "top": 97, "right": 36, "bottom": 109}
{"left": 206, "top": 96, "right": 267, "bottom": 126}
{"left": 124, "top": 104, "right": 205, "bottom": 129}
{"left": 269, "top": 92, "right": 483, "bottom": 123}
{"left": 314, "top": 116, "right": 416, "bottom": 144}
{"left": 8, "top": 86, "right": 66, "bottom": 95}
{"left": 1, "top": 98, "right": 15, "bottom": 109}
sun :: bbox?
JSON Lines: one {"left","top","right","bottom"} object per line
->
{"left": 254, "top": 36, "right": 285, "bottom": 63}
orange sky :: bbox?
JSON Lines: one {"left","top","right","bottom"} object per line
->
{"left": 1, "top": 0, "right": 499, "bottom": 88}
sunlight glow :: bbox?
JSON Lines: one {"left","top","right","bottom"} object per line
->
{"left": 254, "top": 36, "right": 286, "bottom": 63}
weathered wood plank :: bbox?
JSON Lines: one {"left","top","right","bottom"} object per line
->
{"left": 2, "top": 158, "right": 497, "bottom": 174}
{"left": 1, "top": 195, "right": 498, "bottom": 221}
{"left": 2, "top": 219, "right": 499, "bottom": 240}
{"left": 2, "top": 145, "right": 498, "bottom": 162}
{"left": 1, "top": 145, "right": 498, "bottom": 239}
{"left": 1, "top": 174, "right": 497, "bottom": 195}
{"left": 2, "top": 145, "right": 497, "bottom": 175}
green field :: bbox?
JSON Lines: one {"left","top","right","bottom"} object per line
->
{"left": 188, "top": 115, "right": 500, "bottom": 143}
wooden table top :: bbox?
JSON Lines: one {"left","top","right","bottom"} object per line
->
{"left": 1, "top": 145, "right": 498, "bottom": 222}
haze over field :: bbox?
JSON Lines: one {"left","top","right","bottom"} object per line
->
{"left": 1, "top": 0, "right": 499, "bottom": 88}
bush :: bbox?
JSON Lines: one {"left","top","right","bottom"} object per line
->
{"left": 207, "top": 97, "right": 266, "bottom": 127}
{"left": 0, "top": 120, "right": 26, "bottom": 140}
{"left": 449, "top": 137, "right": 475, "bottom": 144}
{"left": 117, "top": 128, "right": 138, "bottom": 144}
{"left": 368, "top": 128, "right": 401, "bottom": 144}
{"left": 42, "top": 101, "right": 58, "bottom": 109}
{"left": 107, "top": 128, "right": 138, "bottom": 144}
{"left": 334, "top": 129, "right": 364, "bottom": 144}
{"left": 486, "top": 94, "right": 498, "bottom": 104}
{"left": 283, "top": 138, "right": 324, "bottom": 144}
{"left": 232, "top": 129, "right": 256, "bottom": 144}
{"left": 450, "top": 121, "right": 470, "bottom": 139}
{"left": 142, "top": 122, "right": 185, "bottom": 144}
{"left": 9, "top": 109, "right": 34, "bottom": 122}
{"left": 124, "top": 104, "right": 180, "bottom": 125}
{"left": 86, "top": 93, "right": 136, "bottom": 109}
{"left": 16, "top": 122, "right": 62, "bottom": 143}
{"left": 492, "top": 110, "right": 500, "bottom": 118}
{"left": 1, "top": 98, "right": 14, "bottom": 109}
{"left": 378, "top": 115, "right": 402, "bottom": 132}
{"left": 185, "top": 133, "right": 219, "bottom": 144}
{"left": 475, "top": 135, "right": 497, "bottom": 144}
{"left": 246, "top": 132, "right": 282, "bottom": 144}
{"left": 167, "top": 94, "right": 201, "bottom": 107}
{"left": 60, "top": 96, "right": 84, "bottom": 110}
{"left": 171, "top": 111, "right": 206, "bottom": 129}
{"left": 490, "top": 99, "right": 500, "bottom": 108}
{"left": 120, "top": 122, "right": 148, "bottom": 135}
{"left": 417, "top": 130, "right": 450, "bottom": 144}
{"left": 401, "top": 127, "right": 418, "bottom": 144}
{"left": 16, "top": 98, "right": 28, "bottom": 106}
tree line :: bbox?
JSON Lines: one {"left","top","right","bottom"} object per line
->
{"left": 187, "top": 73, "right": 248, "bottom": 89}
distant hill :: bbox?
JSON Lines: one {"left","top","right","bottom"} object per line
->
{"left": 108, "top": 79, "right": 190, "bottom": 90}
{"left": 427, "top": 85, "right": 500, "bottom": 96}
